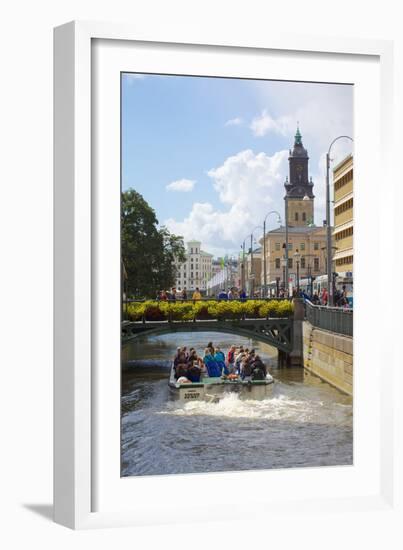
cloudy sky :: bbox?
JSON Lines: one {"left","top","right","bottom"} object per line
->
{"left": 122, "top": 73, "right": 353, "bottom": 257}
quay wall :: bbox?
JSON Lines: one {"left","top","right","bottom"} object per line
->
{"left": 303, "top": 321, "right": 353, "bottom": 396}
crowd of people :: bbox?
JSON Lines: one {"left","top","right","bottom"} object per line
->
{"left": 301, "top": 284, "right": 350, "bottom": 308}
{"left": 155, "top": 284, "right": 350, "bottom": 308}
{"left": 156, "top": 287, "right": 202, "bottom": 301}
{"left": 173, "top": 342, "right": 268, "bottom": 384}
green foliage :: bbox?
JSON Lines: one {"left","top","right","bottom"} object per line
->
{"left": 121, "top": 189, "right": 186, "bottom": 298}
{"left": 125, "top": 300, "right": 294, "bottom": 322}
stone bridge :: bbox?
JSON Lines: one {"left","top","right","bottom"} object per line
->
{"left": 122, "top": 317, "right": 294, "bottom": 354}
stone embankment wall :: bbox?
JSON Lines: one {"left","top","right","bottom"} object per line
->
{"left": 303, "top": 321, "right": 353, "bottom": 396}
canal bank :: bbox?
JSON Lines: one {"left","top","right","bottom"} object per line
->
{"left": 303, "top": 320, "right": 353, "bottom": 396}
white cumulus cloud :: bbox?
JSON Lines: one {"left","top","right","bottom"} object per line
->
{"left": 166, "top": 178, "right": 196, "bottom": 192}
{"left": 250, "top": 109, "right": 288, "bottom": 137}
{"left": 225, "top": 117, "right": 243, "bottom": 127}
{"left": 164, "top": 149, "right": 288, "bottom": 256}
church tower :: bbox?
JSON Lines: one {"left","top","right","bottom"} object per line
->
{"left": 284, "top": 126, "right": 315, "bottom": 227}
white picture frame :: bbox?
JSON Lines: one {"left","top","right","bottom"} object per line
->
{"left": 54, "top": 21, "right": 397, "bottom": 530}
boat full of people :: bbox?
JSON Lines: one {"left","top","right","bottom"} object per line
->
{"left": 169, "top": 342, "right": 274, "bottom": 402}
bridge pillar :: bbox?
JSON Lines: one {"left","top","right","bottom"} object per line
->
{"left": 287, "top": 298, "right": 304, "bottom": 367}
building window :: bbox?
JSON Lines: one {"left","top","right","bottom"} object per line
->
{"left": 314, "top": 258, "right": 319, "bottom": 271}
{"left": 288, "top": 243, "right": 293, "bottom": 250}
{"left": 275, "top": 242, "right": 280, "bottom": 251}
{"left": 300, "top": 242, "right": 305, "bottom": 251}
{"left": 191, "top": 248, "right": 193, "bottom": 254}
{"left": 314, "top": 242, "right": 319, "bottom": 250}
{"left": 335, "top": 197, "right": 354, "bottom": 217}
{"left": 302, "top": 212, "right": 306, "bottom": 221}
{"left": 288, "top": 258, "right": 293, "bottom": 269}
{"left": 275, "top": 258, "right": 280, "bottom": 269}
{"left": 301, "top": 257, "right": 306, "bottom": 269}
{"left": 295, "top": 212, "right": 299, "bottom": 221}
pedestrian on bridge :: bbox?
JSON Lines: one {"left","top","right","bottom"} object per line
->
{"left": 192, "top": 287, "right": 202, "bottom": 301}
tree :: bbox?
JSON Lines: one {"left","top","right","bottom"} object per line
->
{"left": 121, "top": 189, "right": 186, "bottom": 297}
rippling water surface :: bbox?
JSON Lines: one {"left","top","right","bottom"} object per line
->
{"left": 121, "top": 332, "right": 353, "bottom": 477}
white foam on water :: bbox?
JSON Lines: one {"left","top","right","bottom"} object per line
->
{"left": 158, "top": 391, "right": 348, "bottom": 425}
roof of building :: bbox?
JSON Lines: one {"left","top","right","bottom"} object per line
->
{"left": 267, "top": 225, "right": 326, "bottom": 235}
{"left": 332, "top": 153, "right": 353, "bottom": 174}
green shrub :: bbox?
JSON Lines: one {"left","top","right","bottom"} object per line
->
{"left": 124, "top": 299, "right": 293, "bottom": 322}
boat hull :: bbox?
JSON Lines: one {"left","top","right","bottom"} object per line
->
{"left": 169, "top": 365, "right": 274, "bottom": 403}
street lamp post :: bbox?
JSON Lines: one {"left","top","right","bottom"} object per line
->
{"left": 326, "top": 135, "right": 353, "bottom": 305}
{"left": 240, "top": 234, "right": 250, "bottom": 293}
{"left": 263, "top": 210, "right": 282, "bottom": 298}
{"left": 281, "top": 256, "right": 287, "bottom": 291}
{"left": 250, "top": 225, "right": 263, "bottom": 298}
{"left": 294, "top": 249, "right": 301, "bottom": 294}
{"left": 284, "top": 193, "right": 289, "bottom": 297}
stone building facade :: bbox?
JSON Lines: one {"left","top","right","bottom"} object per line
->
{"left": 175, "top": 240, "right": 213, "bottom": 294}
{"left": 332, "top": 155, "right": 353, "bottom": 274}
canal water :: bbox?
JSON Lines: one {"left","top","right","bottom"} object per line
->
{"left": 121, "top": 332, "right": 353, "bottom": 477}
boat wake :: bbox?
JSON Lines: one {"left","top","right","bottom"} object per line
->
{"left": 159, "top": 389, "right": 350, "bottom": 426}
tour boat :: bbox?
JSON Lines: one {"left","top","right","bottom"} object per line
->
{"left": 168, "top": 363, "right": 274, "bottom": 403}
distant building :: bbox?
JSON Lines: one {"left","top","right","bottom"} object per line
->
{"left": 284, "top": 126, "right": 315, "bottom": 227}
{"left": 260, "top": 226, "right": 327, "bottom": 293}
{"left": 240, "top": 247, "right": 262, "bottom": 296}
{"left": 332, "top": 155, "right": 353, "bottom": 274}
{"left": 207, "top": 257, "right": 238, "bottom": 296}
{"left": 260, "top": 127, "right": 328, "bottom": 294}
{"left": 175, "top": 240, "right": 213, "bottom": 294}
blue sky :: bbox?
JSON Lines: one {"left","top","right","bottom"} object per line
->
{"left": 122, "top": 73, "right": 353, "bottom": 257}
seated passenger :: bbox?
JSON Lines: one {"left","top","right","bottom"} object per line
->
{"left": 234, "top": 352, "right": 246, "bottom": 375}
{"left": 187, "top": 362, "right": 202, "bottom": 383}
{"left": 203, "top": 348, "right": 221, "bottom": 377}
{"left": 251, "top": 355, "right": 267, "bottom": 378}
{"left": 214, "top": 347, "right": 228, "bottom": 375}
{"left": 175, "top": 362, "right": 188, "bottom": 380}
{"left": 227, "top": 345, "right": 236, "bottom": 373}
{"left": 173, "top": 347, "right": 182, "bottom": 366}
{"left": 240, "top": 358, "right": 253, "bottom": 380}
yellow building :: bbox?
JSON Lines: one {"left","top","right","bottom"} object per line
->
{"left": 261, "top": 226, "right": 327, "bottom": 292}
{"left": 332, "top": 155, "right": 353, "bottom": 273}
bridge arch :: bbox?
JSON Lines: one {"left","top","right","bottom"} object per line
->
{"left": 122, "top": 319, "right": 293, "bottom": 353}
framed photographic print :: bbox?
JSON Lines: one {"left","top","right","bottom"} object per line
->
{"left": 54, "top": 21, "right": 396, "bottom": 530}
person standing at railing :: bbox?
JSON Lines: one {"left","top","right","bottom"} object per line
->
{"left": 321, "top": 288, "right": 328, "bottom": 306}
{"left": 218, "top": 289, "right": 227, "bottom": 300}
{"left": 239, "top": 288, "right": 246, "bottom": 302}
{"left": 192, "top": 287, "right": 202, "bottom": 301}
{"left": 311, "top": 292, "right": 320, "bottom": 305}
{"left": 181, "top": 288, "right": 188, "bottom": 301}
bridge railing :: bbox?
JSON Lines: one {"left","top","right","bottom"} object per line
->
{"left": 305, "top": 300, "right": 353, "bottom": 337}
{"left": 124, "top": 297, "right": 287, "bottom": 303}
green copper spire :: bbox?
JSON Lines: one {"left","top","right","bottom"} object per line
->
{"left": 295, "top": 124, "right": 302, "bottom": 145}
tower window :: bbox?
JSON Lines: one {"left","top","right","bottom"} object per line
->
{"left": 295, "top": 212, "right": 299, "bottom": 221}
{"left": 302, "top": 212, "right": 306, "bottom": 221}
{"left": 275, "top": 258, "right": 280, "bottom": 269}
